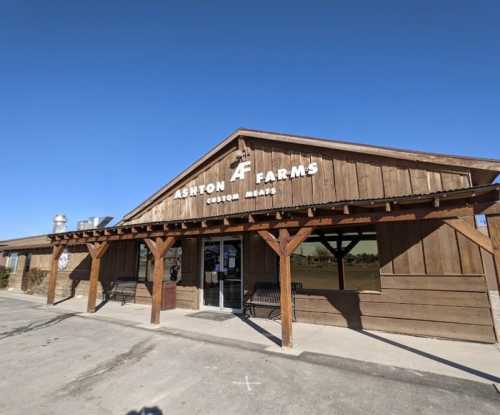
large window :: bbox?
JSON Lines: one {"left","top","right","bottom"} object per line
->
{"left": 6, "top": 253, "right": 19, "bottom": 273}
{"left": 291, "top": 230, "right": 380, "bottom": 291}
{"left": 137, "top": 242, "right": 182, "bottom": 283}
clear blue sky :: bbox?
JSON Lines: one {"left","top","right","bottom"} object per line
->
{"left": 1, "top": 1, "right": 499, "bottom": 239}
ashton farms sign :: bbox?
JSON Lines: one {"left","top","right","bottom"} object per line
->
{"left": 173, "top": 160, "right": 319, "bottom": 205}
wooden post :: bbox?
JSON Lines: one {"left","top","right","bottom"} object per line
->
{"left": 257, "top": 227, "right": 314, "bottom": 348}
{"left": 336, "top": 236, "right": 344, "bottom": 290}
{"left": 486, "top": 214, "right": 500, "bottom": 290}
{"left": 336, "top": 253, "right": 344, "bottom": 290}
{"left": 279, "top": 253, "right": 293, "bottom": 347}
{"left": 86, "top": 242, "right": 110, "bottom": 313}
{"left": 47, "top": 245, "right": 66, "bottom": 305}
{"left": 144, "top": 236, "right": 177, "bottom": 324}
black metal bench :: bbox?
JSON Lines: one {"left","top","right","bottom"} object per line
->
{"left": 107, "top": 277, "right": 137, "bottom": 305}
{"left": 244, "top": 282, "right": 302, "bottom": 320}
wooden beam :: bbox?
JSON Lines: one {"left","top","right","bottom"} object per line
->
{"left": 144, "top": 236, "right": 177, "bottom": 324}
{"left": 256, "top": 230, "right": 281, "bottom": 256}
{"left": 51, "top": 202, "right": 500, "bottom": 246}
{"left": 46, "top": 245, "right": 66, "bottom": 305}
{"left": 86, "top": 241, "right": 110, "bottom": 313}
{"left": 342, "top": 238, "right": 360, "bottom": 255}
{"left": 285, "top": 227, "right": 314, "bottom": 256}
{"left": 317, "top": 231, "right": 338, "bottom": 256}
{"left": 444, "top": 218, "right": 494, "bottom": 254}
{"left": 482, "top": 201, "right": 500, "bottom": 216}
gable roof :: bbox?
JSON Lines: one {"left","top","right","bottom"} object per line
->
{"left": 121, "top": 128, "right": 500, "bottom": 223}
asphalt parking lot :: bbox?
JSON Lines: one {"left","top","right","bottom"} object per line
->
{"left": 0, "top": 295, "right": 499, "bottom": 415}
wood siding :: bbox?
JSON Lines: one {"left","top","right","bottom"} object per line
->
{"left": 243, "top": 233, "right": 278, "bottom": 293}
{"left": 126, "top": 139, "right": 472, "bottom": 224}
{"left": 291, "top": 219, "right": 496, "bottom": 343}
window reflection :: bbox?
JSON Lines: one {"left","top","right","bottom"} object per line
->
{"left": 291, "top": 231, "right": 380, "bottom": 291}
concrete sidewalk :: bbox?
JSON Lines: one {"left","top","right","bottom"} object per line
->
{"left": 2, "top": 290, "right": 500, "bottom": 387}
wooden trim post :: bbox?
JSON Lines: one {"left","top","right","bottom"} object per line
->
{"left": 47, "top": 245, "right": 66, "bottom": 305}
{"left": 86, "top": 242, "right": 110, "bottom": 313}
{"left": 444, "top": 218, "right": 495, "bottom": 254}
{"left": 257, "top": 227, "right": 314, "bottom": 348}
{"left": 144, "top": 236, "right": 177, "bottom": 324}
{"left": 485, "top": 214, "right": 500, "bottom": 290}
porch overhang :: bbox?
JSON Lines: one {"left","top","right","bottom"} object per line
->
{"left": 48, "top": 184, "right": 500, "bottom": 247}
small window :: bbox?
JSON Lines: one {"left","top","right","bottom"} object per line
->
{"left": 475, "top": 214, "right": 489, "bottom": 236}
{"left": 137, "top": 243, "right": 150, "bottom": 282}
{"left": 6, "top": 253, "right": 19, "bottom": 273}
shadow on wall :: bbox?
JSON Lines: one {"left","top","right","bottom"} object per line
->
{"left": 126, "top": 407, "right": 163, "bottom": 415}
{"left": 57, "top": 245, "right": 116, "bottom": 300}
{"left": 325, "top": 219, "right": 463, "bottom": 330}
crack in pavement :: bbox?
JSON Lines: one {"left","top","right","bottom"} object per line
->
{"left": 56, "top": 338, "right": 156, "bottom": 397}
{"left": 0, "top": 313, "right": 79, "bottom": 340}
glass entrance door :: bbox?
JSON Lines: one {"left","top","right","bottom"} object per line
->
{"left": 202, "top": 238, "right": 242, "bottom": 311}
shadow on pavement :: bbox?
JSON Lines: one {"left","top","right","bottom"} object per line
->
{"left": 127, "top": 406, "right": 163, "bottom": 414}
{"left": 358, "top": 329, "right": 500, "bottom": 384}
{"left": 237, "top": 314, "right": 282, "bottom": 347}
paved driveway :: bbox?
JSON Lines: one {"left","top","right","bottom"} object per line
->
{"left": 0, "top": 295, "right": 499, "bottom": 415}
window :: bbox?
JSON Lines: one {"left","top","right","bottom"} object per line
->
{"left": 343, "top": 239, "right": 380, "bottom": 291}
{"left": 6, "top": 253, "right": 19, "bottom": 273}
{"left": 292, "top": 242, "right": 339, "bottom": 290}
{"left": 475, "top": 214, "right": 489, "bottom": 236}
{"left": 136, "top": 242, "right": 182, "bottom": 283}
{"left": 291, "top": 230, "right": 380, "bottom": 291}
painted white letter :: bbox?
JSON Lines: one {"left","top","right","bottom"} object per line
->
{"left": 256, "top": 172, "right": 265, "bottom": 184}
{"left": 216, "top": 181, "right": 225, "bottom": 192}
{"left": 277, "top": 169, "right": 288, "bottom": 180}
{"left": 230, "top": 161, "right": 252, "bottom": 182}
{"left": 307, "top": 162, "right": 318, "bottom": 175}
{"left": 290, "top": 164, "right": 306, "bottom": 178}
{"left": 206, "top": 183, "right": 216, "bottom": 194}
{"left": 265, "top": 170, "right": 276, "bottom": 183}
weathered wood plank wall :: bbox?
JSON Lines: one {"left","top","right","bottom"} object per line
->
{"left": 294, "top": 219, "right": 496, "bottom": 343}
{"left": 243, "top": 234, "right": 278, "bottom": 292}
{"left": 127, "top": 139, "right": 472, "bottom": 224}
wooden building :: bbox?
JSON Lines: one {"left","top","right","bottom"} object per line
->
{"left": 2, "top": 128, "right": 500, "bottom": 348}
